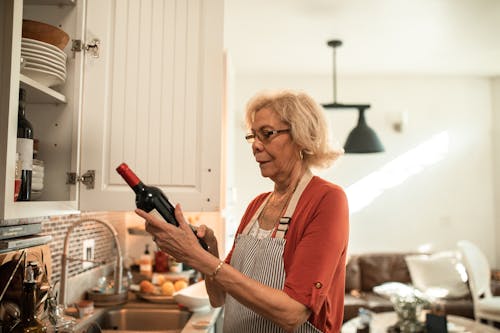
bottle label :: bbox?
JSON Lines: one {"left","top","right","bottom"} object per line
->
{"left": 150, "top": 208, "right": 168, "bottom": 224}
{"left": 140, "top": 256, "right": 152, "bottom": 274}
{"left": 16, "top": 138, "right": 33, "bottom": 171}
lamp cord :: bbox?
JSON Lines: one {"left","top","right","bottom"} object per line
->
{"left": 332, "top": 46, "right": 337, "bottom": 103}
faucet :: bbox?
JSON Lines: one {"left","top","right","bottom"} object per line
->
{"left": 59, "top": 218, "right": 123, "bottom": 305}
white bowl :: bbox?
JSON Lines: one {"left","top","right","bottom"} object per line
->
{"left": 32, "top": 175, "right": 44, "bottom": 182}
{"left": 32, "top": 179, "right": 44, "bottom": 191}
{"left": 173, "top": 280, "right": 210, "bottom": 312}
{"left": 32, "top": 168, "right": 44, "bottom": 176}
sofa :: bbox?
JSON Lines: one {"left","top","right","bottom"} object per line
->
{"left": 343, "top": 252, "right": 500, "bottom": 322}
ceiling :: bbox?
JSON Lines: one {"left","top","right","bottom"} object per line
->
{"left": 224, "top": 0, "right": 500, "bottom": 76}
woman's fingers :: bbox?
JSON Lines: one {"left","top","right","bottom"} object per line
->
{"left": 135, "top": 209, "right": 164, "bottom": 228}
{"left": 196, "top": 224, "right": 207, "bottom": 238}
{"left": 174, "top": 204, "right": 194, "bottom": 233}
{"left": 135, "top": 206, "right": 209, "bottom": 259}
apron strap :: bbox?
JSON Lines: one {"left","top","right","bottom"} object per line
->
{"left": 273, "top": 170, "right": 313, "bottom": 239}
{"left": 283, "top": 170, "right": 313, "bottom": 218}
{"left": 274, "top": 217, "right": 291, "bottom": 239}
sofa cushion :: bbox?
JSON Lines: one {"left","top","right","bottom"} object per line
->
{"left": 436, "top": 297, "right": 473, "bottom": 318}
{"left": 345, "top": 255, "right": 362, "bottom": 292}
{"left": 358, "top": 254, "right": 412, "bottom": 291}
{"left": 405, "top": 251, "right": 470, "bottom": 299}
{"left": 373, "top": 281, "right": 416, "bottom": 299}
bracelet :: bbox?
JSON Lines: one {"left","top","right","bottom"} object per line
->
{"left": 212, "top": 261, "right": 224, "bottom": 279}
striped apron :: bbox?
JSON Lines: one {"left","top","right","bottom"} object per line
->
{"left": 224, "top": 171, "right": 322, "bottom": 333}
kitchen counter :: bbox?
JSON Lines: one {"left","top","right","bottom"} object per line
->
{"left": 181, "top": 307, "right": 222, "bottom": 333}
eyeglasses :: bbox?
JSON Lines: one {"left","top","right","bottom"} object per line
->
{"left": 245, "top": 128, "right": 290, "bottom": 144}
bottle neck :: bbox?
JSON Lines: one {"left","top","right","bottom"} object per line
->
{"left": 18, "top": 89, "right": 26, "bottom": 117}
{"left": 116, "top": 163, "right": 143, "bottom": 191}
{"left": 18, "top": 102, "right": 26, "bottom": 117}
{"left": 132, "top": 182, "right": 145, "bottom": 194}
{"left": 21, "top": 282, "right": 37, "bottom": 321}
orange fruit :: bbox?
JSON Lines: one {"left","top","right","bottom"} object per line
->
{"left": 161, "top": 281, "right": 175, "bottom": 296}
{"left": 174, "top": 279, "right": 188, "bottom": 291}
{"left": 139, "top": 280, "right": 155, "bottom": 294}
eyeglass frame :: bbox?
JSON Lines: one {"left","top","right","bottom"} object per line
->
{"left": 245, "top": 128, "right": 291, "bottom": 144}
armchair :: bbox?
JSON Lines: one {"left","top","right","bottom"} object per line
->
{"left": 457, "top": 240, "right": 500, "bottom": 324}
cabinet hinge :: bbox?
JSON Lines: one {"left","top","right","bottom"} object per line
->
{"left": 66, "top": 170, "right": 95, "bottom": 189}
{"left": 71, "top": 38, "right": 100, "bottom": 58}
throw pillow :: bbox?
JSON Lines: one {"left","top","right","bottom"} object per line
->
{"left": 373, "top": 281, "right": 416, "bottom": 299}
{"left": 405, "top": 251, "right": 470, "bottom": 299}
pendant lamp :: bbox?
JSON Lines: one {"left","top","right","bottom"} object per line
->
{"left": 322, "top": 40, "right": 384, "bottom": 153}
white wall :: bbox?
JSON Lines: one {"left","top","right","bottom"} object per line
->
{"left": 226, "top": 74, "right": 498, "bottom": 265}
{"left": 492, "top": 77, "right": 500, "bottom": 267}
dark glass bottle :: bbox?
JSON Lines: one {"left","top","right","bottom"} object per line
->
{"left": 116, "top": 162, "right": 208, "bottom": 251}
{"left": 16, "top": 88, "right": 33, "bottom": 201}
{"left": 13, "top": 266, "right": 47, "bottom": 333}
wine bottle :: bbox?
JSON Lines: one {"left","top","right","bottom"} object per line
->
{"left": 16, "top": 88, "right": 33, "bottom": 201}
{"left": 12, "top": 266, "right": 47, "bottom": 333}
{"left": 116, "top": 163, "right": 209, "bottom": 251}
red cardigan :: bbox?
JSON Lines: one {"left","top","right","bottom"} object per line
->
{"left": 225, "top": 176, "right": 349, "bottom": 333}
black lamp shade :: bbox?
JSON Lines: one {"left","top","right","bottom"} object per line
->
{"left": 343, "top": 109, "right": 385, "bottom": 153}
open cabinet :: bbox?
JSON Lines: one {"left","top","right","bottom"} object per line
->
{"left": 0, "top": 0, "right": 225, "bottom": 220}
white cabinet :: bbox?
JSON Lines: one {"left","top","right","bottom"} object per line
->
{"left": 0, "top": 0, "right": 224, "bottom": 220}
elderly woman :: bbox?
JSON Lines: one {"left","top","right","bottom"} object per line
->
{"left": 136, "top": 90, "right": 349, "bottom": 333}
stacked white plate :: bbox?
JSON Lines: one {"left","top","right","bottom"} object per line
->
{"left": 21, "top": 37, "right": 67, "bottom": 88}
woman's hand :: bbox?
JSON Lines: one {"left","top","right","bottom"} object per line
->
{"left": 195, "top": 224, "right": 219, "bottom": 257}
{"left": 135, "top": 204, "right": 213, "bottom": 262}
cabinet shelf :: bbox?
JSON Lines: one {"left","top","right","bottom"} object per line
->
{"left": 12, "top": 200, "right": 79, "bottom": 219}
{"left": 20, "top": 74, "right": 66, "bottom": 104}
{"left": 24, "top": 0, "right": 75, "bottom": 5}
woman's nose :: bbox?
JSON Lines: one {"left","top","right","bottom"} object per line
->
{"left": 252, "top": 139, "right": 264, "bottom": 153}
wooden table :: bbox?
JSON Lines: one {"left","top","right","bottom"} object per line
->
{"left": 342, "top": 311, "right": 500, "bottom": 333}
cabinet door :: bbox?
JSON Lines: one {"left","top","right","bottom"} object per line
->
{"left": 79, "top": 0, "right": 224, "bottom": 212}
{"left": 0, "top": 0, "right": 21, "bottom": 219}
{"left": 0, "top": 0, "right": 84, "bottom": 220}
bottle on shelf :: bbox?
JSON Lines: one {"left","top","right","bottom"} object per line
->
{"left": 116, "top": 162, "right": 208, "bottom": 251}
{"left": 16, "top": 88, "right": 34, "bottom": 201}
{"left": 139, "top": 244, "right": 152, "bottom": 277}
{"left": 12, "top": 266, "right": 47, "bottom": 333}
{"left": 14, "top": 152, "right": 22, "bottom": 201}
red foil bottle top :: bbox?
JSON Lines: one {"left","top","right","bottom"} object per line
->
{"left": 116, "top": 163, "right": 140, "bottom": 187}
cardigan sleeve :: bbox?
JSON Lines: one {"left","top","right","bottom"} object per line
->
{"left": 282, "top": 183, "right": 349, "bottom": 314}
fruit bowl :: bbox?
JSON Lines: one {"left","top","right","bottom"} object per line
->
{"left": 22, "top": 19, "right": 70, "bottom": 50}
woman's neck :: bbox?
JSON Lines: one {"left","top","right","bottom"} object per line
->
{"left": 273, "top": 163, "right": 307, "bottom": 197}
